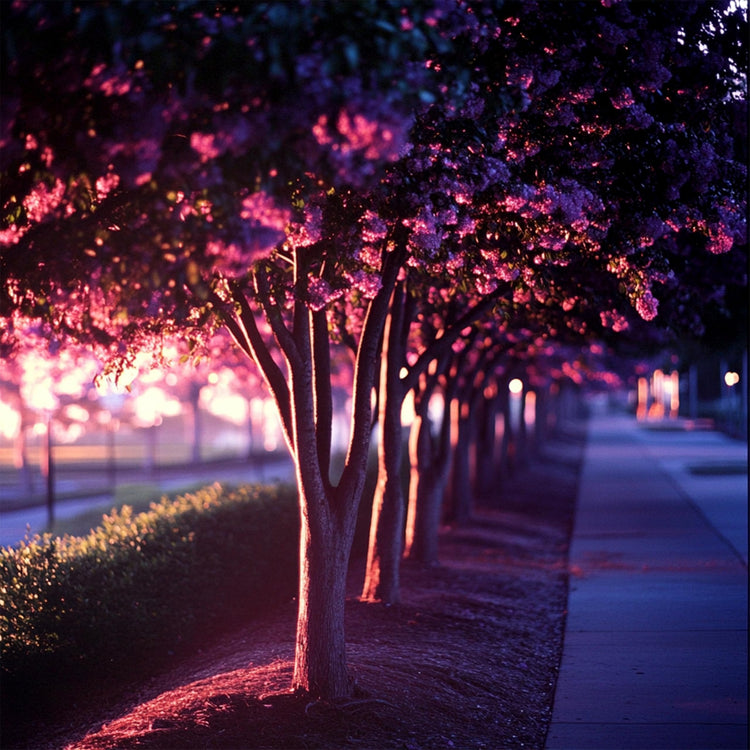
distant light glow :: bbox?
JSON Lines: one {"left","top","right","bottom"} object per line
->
{"left": 133, "top": 386, "right": 181, "bottom": 427}
{"left": 724, "top": 371, "right": 740, "bottom": 387}
{"left": 508, "top": 378, "right": 523, "bottom": 394}
{"left": 0, "top": 402, "right": 21, "bottom": 439}
{"left": 63, "top": 404, "right": 90, "bottom": 423}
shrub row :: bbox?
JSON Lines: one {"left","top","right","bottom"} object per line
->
{"left": 0, "top": 482, "right": 299, "bottom": 693}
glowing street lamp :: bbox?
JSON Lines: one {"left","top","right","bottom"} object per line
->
{"left": 724, "top": 371, "right": 740, "bottom": 387}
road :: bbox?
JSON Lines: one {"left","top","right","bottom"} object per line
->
{"left": 0, "top": 456, "right": 295, "bottom": 548}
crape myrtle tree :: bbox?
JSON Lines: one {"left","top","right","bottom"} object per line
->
{"left": 1, "top": 0, "right": 746, "bottom": 699}
{"left": 360, "top": 0, "right": 747, "bottom": 603}
{"left": 0, "top": 0, "right": 499, "bottom": 699}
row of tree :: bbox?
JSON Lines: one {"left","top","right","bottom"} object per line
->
{"left": 1, "top": 1, "right": 746, "bottom": 700}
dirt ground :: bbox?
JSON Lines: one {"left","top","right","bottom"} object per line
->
{"left": 7, "top": 422, "right": 585, "bottom": 750}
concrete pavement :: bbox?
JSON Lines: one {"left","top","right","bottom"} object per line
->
{"left": 546, "top": 414, "right": 748, "bottom": 750}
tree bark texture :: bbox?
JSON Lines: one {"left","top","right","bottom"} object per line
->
{"left": 292, "top": 496, "right": 353, "bottom": 699}
{"left": 360, "top": 358, "right": 405, "bottom": 604}
{"left": 361, "top": 285, "right": 407, "bottom": 604}
{"left": 216, "top": 247, "right": 403, "bottom": 699}
{"left": 447, "top": 395, "right": 474, "bottom": 526}
{"left": 404, "top": 399, "right": 452, "bottom": 564}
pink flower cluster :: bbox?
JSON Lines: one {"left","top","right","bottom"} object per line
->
{"left": 634, "top": 290, "right": 659, "bottom": 321}
{"left": 96, "top": 172, "right": 120, "bottom": 201}
{"left": 23, "top": 179, "right": 65, "bottom": 222}
{"left": 313, "top": 110, "right": 401, "bottom": 162}
{"left": 240, "top": 192, "right": 291, "bottom": 233}
{"left": 287, "top": 206, "right": 323, "bottom": 250}
{"left": 345, "top": 270, "right": 382, "bottom": 299}
{"left": 307, "top": 276, "right": 342, "bottom": 312}
{"left": 600, "top": 309, "right": 629, "bottom": 332}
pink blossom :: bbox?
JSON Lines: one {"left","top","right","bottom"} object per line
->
{"left": 405, "top": 206, "right": 442, "bottom": 255}
{"left": 241, "top": 192, "right": 291, "bottom": 232}
{"left": 85, "top": 62, "right": 133, "bottom": 97}
{"left": 569, "top": 86, "right": 595, "bottom": 104}
{"left": 306, "top": 276, "right": 342, "bottom": 311}
{"left": 508, "top": 67, "right": 534, "bottom": 90}
{"left": 538, "top": 233, "right": 568, "bottom": 251}
{"left": 456, "top": 214, "right": 477, "bottom": 238}
{"left": 361, "top": 210, "right": 388, "bottom": 243}
{"left": 190, "top": 132, "right": 221, "bottom": 162}
{"left": 0, "top": 225, "right": 23, "bottom": 245}
{"left": 610, "top": 87, "right": 635, "bottom": 110}
{"left": 635, "top": 290, "right": 659, "bottom": 321}
{"left": 96, "top": 172, "right": 120, "bottom": 201}
{"left": 287, "top": 205, "right": 323, "bottom": 249}
{"left": 356, "top": 245, "right": 382, "bottom": 269}
{"left": 474, "top": 276, "right": 498, "bottom": 296}
{"left": 706, "top": 223, "right": 734, "bottom": 254}
{"left": 23, "top": 179, "right": 65, "bottom": 222}
{"left": 345, "top": 270, "right": 382, "bottom": 298}
{"left": 600, "top": 310, "right": 629, "bottom": 332}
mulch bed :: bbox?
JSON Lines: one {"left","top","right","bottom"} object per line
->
{"left": 3, "top": 422, "right": 585, "bottom": 750}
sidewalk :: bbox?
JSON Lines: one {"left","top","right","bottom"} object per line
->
{"left": 546, "top": 414, "right": 748, "bottom": 750}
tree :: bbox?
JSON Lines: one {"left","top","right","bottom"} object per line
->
{"left": 1, "top": 0, "right": 510, "bottom": 700}
{"left": 359, "top": 0, "right": 747, "bottom": 603}
{"left": 1, "top": 0, "right": 746, "bottom": 701}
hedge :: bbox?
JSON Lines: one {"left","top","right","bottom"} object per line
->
{"left": 0, "top": 482, "right": 299, "bottom": 695}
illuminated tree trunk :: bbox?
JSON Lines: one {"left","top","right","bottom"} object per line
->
{"left": 293, "top": 508, "right": 351, "bottom": 697}
{"left": 446, "top": 394, "right": 474, "bottom": 525}
{"left": 217, "top": 248, "right": 401, "bottom": 700}
{"left": 361, "top": 286, "right": 407, "bottom": 604}
{"left": 291, "top": 489, "right": 358, "bottom": 699}
{"left": 516, "top": 385, "right": 529, "bottom": 469}
{"left": 404, "top": 374, "right": 453, "bottom": 564}
{"left": 534, "top": 382, "right": 550, "bottom": 448}
{"left": 498, "top": 378, "right": 515, "bottom": 479}
{"left": 362, "top": 293, "right": 497, "bottom": 600}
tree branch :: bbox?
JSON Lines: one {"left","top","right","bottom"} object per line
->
{"left": 401, "top": 290, "right": 503, "bottom": 394}
{"left": 312, "top": 307, "right": 333, "bottom": 492}
{"left": 336, "top": 243, "right": 406, "bottom": 508}
{"left": 255, "top": 264, "right": 304, "bottom": 374}
{"left": 217, "top": 281, "right": 294, "bottom": 452}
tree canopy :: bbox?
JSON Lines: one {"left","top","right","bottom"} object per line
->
{"left": 1, "top": 0, "right": 746, "bottom": 700}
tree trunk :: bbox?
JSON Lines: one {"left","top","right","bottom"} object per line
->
{"left": 14, "top": 422, "right": 34, "bottom": 496}
{"left": 360, "top": 370, "right": 404, "bottom": 604}
{"left": 293, "top": 493, "right": 352, "bottom": 699}
{"left": 404, "top": 403, "right": 452, "bottom": 565}
{"left": 218, "top": 246, "right": 402, "bottom": 699}
{"left": 516, "top": 386, "right": 528, "bottom": 468}
{"left": 534, "top": 383, "right": 549, "bottom": 448}
{"left": 474, "top": 388, "right": 498, "bottom": 501}
{"left": 446, "top": 395, "right": 473, "bottom": 525}
{"left": 498, "top": 381, "right": 515, "bottom": 479}
{"left": 361, "top": 286, "right": 408, "bottom": 605}
{"left": 189, "top": 382, "right": 202, "bottom": 465}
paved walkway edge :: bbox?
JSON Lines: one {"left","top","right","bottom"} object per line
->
{"left": 545, "top": 413, "right": 748, "bottom": 750}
